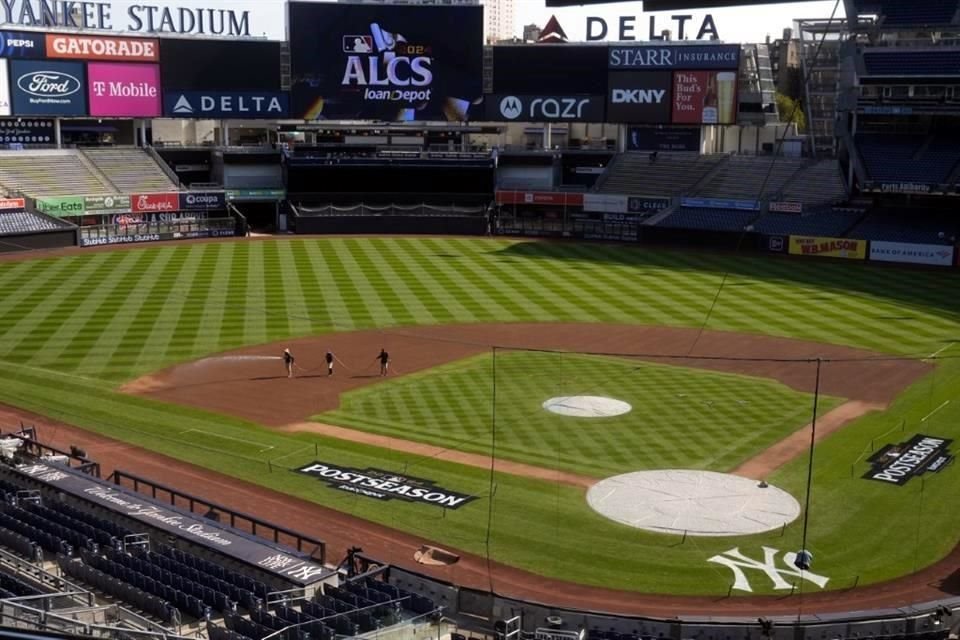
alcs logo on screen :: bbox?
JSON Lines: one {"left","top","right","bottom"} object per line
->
{"left": 612, "top": 88, "right": 665, "bottom": 104}
{"left": 341, "top": 23, "right": 434, "bottom": 103}
{"left": 17, "top": 71, "right": 81, "bottom": 102}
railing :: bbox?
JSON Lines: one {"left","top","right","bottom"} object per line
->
{"left": 145, "top": 145, "right": 184, "bottom": 190}
{"left": 78, "top": 217, "right": 236, "bottom": 247}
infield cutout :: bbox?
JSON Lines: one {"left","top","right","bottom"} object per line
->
{"left": 542, "top": 396, "right": 632, "bottom": 418}
{"left": 587, "top": 470, "right": 800, "bottom": 536}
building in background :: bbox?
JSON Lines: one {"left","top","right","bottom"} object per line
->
{"left": 523, "top": 23, "right": 542, "bottom": 42}
{"left": 337, "top": 0, "right": 513, "bottom": 43}
{"left": 768, "top": 28, "right": 803, "bottom": 99}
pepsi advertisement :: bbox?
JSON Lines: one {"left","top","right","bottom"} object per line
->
{"left": 289, "top": 2, "right": 483, "bottom": 122}
{"left": 0, "top": 30, "right": 45, "bottom": 58}
{"left": 10, "top": 60, "right": 87, "bottom": 116}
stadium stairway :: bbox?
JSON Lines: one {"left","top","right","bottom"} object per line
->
{"left": 0, "top": 150, "right": 118, "bottom": 197}
{"left": 81, "top": 147, "right": 180, "bottom": 193}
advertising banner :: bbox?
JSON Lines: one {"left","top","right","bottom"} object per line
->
{"left": 85, "top": 194, "right": 131, "bottom": 214}
{"left": 788, "top": 236, "right": 866, "bottom": 260}
{"left": 607, "top": 71, "right": 672, "bottom": 123}
{"left": 36, "top": 196, "right": 85, "bottom": 217}
{"left": 584, "top": 193, "right": 629, "bottom": 214}
{"left": 179, "top": 191, "right": 226, "bottom": 210}
{"left": 627, "top": 126, "right": 700, "bottom": 152}
{"left": 485, "top": 95, "right": 605, "bottom": 122}
{"left": 496, "top": 191, "right": 584, "bottom": 207}
{"left": 876, "top": 182, "right": 937, "bottom": 195}
{"left": 289, "top": 2, "right": 483, "bottom": 122}
{"left": 81, "top": 228, "right": 236, "bottom": 247}
{"left": 681, "top": 196, "right": 759, "bottom": 210}
{"left": 226, "top": 189, "right": 286, "bottom": 201}
{"left": 0, "top": 30, "right": 44, "bottom": 57}
{"left": 160, "top": 39, "right": 283, "bottom": 92}
{"left": 0, "top": 197, "right": 25, "bottom": 210}
{"left": 492, "top": 45, "right": 609, "bottom": 95}
{"left": 768, "top": 201, "right": 803, "bottom": 214}
{"left": 0, "top": 60, "right": 10, "bottom": 116}
{"left": 132, "top": 192, "right": 179, "bottom": 213}
{"left": 298, "top": 461, "right": 477, "bottom": 510}
{"left": 162, "top": 91, "right": 289, "bottom": 119}
{"left": 863, "top": 434, "right": 953, "bottom": 486}
{"left": 0, "top": 118, "right": 54, "bottom": 143}
{"left": 628, "top": 195, "right": 671, "bottom": 211}
{"left": 88, "top": 63, "right": 160, "bottom": 117}
{"left": 10, "top": 60, "right": 87, "bottom": 116}
{"left": 609, "top": 44, "right": 740, "bottom": 70}
{"left": 870, "top": 241, "right": 955, "bottom": 267}
{"left": 672, "top": 70, "right": 737, "bottom": 124}
{"left": 46, "top": 34, "right": 158, "bottom": 62}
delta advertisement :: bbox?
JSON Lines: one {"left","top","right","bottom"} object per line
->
{"left": 789, "top": 236, "right": 867, "bottom": 260}
{"left": 672, "top": 70, "right": 738, "bottom": 124}
{"left": 289, "top": 1, "right": 483, "bottom": 122}
{"left": 88, "top": 63, "right": 160, "bottom": 117}
{"left": 869, "top": 241, "right": 955, "bottom": 267}
{"left": 10, "top": 59, "right": 87, "bottom": 116}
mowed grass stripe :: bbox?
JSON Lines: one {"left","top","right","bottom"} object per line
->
{"left": 297, "top": 239, "right": 356, "bottom": 331}
{"left": 273, "top": 241, "right": 319, "bottom": 337}
{"left": 190, "top": 243, "right": 237, "bottom": 355}
{"left": 329, "top": 240, "right": 396, "bottom": 327}
{"left": 358, "top": 239, "right": 444, "bottom": 325}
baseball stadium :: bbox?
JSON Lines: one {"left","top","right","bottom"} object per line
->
{"left": 0, "top": 1, "right": 958, "bottom": 640}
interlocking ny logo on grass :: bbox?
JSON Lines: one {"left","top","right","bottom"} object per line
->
{"left": 708, "top": 547, "right": 830, "bottom": 593}
{"left": 863, "top": 434, "right": 953, "bottom": 486}
{"left": 297, "top": 461, "right": 476, "bottom": 509}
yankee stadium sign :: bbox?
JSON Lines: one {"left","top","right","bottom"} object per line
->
{"left": 863, "top": 434, "right": 953, "bottom": 486}
{"left": 298, "top": 461, "right": 477, "bottom": 510}
{"left": 0, "top": 1, "right": 256, "bottom": 37}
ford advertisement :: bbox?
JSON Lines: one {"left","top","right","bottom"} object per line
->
{"left": 88, "top": 63, "right": 160, "bottom": 117}
{"left": 289, "top": 2, "right": 483, "bottom": 121}
{"left": 10, "top": 59, "right": 87, "bottom": 116}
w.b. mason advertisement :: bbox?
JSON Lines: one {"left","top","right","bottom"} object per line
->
{"left": 289, "top": 2, "right": 483, "bottom": 122}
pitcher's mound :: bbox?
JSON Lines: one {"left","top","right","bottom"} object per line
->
{"left": 587, "top": 470, "right": 800, "bottom": 536}
{"left": 542, "top": 396, "right": 632, "bottom": 418}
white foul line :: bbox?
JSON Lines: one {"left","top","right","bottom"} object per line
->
{"left": 925, "top": 343, "right": 954, "bottom": 360}
{"left": 178, "top": 428, "right": 275, "bottom": 452}
{"left": 920, "top": 400, "right": 950, "bottom": 423}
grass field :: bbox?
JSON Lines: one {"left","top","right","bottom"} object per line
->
{"left": 315, "top": 351, "right": 844, "bottom": 477}
{"left": 0, "top": 237, "right": 958, "bottom": 595}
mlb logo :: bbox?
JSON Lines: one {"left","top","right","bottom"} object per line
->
{"left": 343, "top": 35, "right": 374, "bottom": 53}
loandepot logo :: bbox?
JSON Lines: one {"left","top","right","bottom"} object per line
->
{"left": 172, "top": 94, "right": 193, "bottom": 114}
{"left": 342, "top": 22, "right": 434, "bottom": 103}
{"left": 500, "top": 95, "right": 522, "bottom": 119}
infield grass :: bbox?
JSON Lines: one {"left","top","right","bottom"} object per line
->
{"left": 0, "top": 237, "right": 958, "bottom": 595}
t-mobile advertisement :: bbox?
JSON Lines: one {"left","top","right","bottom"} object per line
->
{"left": 672, "top": 70, "right": 737, "bottom": 124}
{"left": 289, "top": 1, "right": 483, "bottom": 121}
{"left": 88, "top": 63, "right": 160, "bottom": 117}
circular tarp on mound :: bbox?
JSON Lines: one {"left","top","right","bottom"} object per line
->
{"left": 542, "top": 396, "right": 632, "bottom": 418}
{"left": 587, "top": 470, "right": 801, "bottom": 536}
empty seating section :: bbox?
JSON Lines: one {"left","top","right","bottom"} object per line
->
{"left": 599, "top": 153, "right": 726, "bottom": 197}
{"left": 0, "top": 569, "right": 42, "bottom": 598}
{"left": 856, "top": 133, "right": 960, "bottom": 184}
{"left": 779, "top": 160, "right": 847, "bottom": 205}
{"left": 0, "top": 150, "right": 115, "bottom": 197}
{"left": 876, "top": 0, "right": 958, "bottom": 25}
{"left": 849, "top": 209, "right": 960, "bottom": 243}
{"left": 0, "top": 211, "right": 71, "bottom": 235}
{"left": 863, "top": 50, "right": 960, "bottom": 76}
{"left": 693, "top": 156, "right": 806, "bottom": 200}
{"left": 83, "top": 148, "right": 178, "bottom": 192}
{"left": 656, "top": 207, "right": 758, "bottom": 232}
{"left": 752, "top": 211, "right": 863, "bottom": 236}
{"left": 57, "top": 554, "right": 177, "bottom": 623}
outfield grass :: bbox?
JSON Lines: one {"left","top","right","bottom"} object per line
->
{"left": 0, "top": 237, "right": 958, "bottom": 595}
{"left": 315, "top": 351, "right": 843, "bottom": 477}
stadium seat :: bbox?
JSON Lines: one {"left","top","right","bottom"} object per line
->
{"left": 82, "top": 147, "right": 179, "bottom": 192}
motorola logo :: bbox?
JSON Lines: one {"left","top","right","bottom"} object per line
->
{"left": 499, "top": 95, "right": 522, "bottom": 119}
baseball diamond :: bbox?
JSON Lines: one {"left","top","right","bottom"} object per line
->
{"left": 0, "top": 237, "right": 957, "bottom": 609}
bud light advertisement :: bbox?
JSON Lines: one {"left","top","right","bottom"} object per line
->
{"left": 289, "top": 2, "right": 483, "bottom": 122}
{"left": 10, "top": 59, "right": 87, "bottom": 116}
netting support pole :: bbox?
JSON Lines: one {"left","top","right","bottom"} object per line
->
{"left": 484, "top": 346, "right": 498, "bottom": 596}
{"left": 796, "top": 357, "right": 822, "bottom": 621}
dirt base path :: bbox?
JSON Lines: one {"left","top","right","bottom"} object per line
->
{"left": 3, "top": 402, "right": 959, "bottom": 618}
{"left": 733, "top": 400, "right": 886, "bottom": 479}
{"left": 281, "top": 421, "right": 596, "bottom": 488}
{"left": 122, "top": 323, "right": 931, "bottom": 427}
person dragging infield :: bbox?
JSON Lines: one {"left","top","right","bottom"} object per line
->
{"left": 283, "top": 348, "right": 295, "bottom": 378}
{"left": 376, "top": 348, "right": 390, "bottom": 377}
{"left": 325, "top": 349, "right": 335, "bottom": 376}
